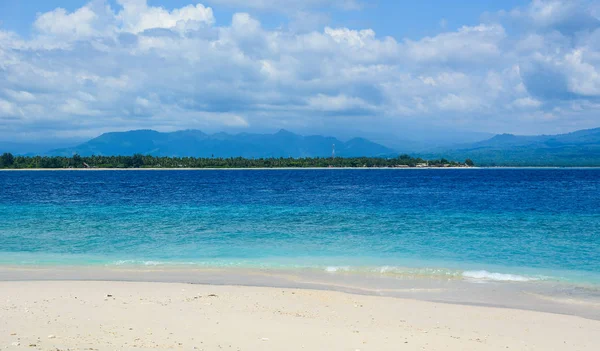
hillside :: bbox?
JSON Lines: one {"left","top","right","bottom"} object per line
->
{"left": 47, "top": 129, "right": 396, "bottom": 158}
{"left": 419, "top": 128, "right": 600, "bottom": 166}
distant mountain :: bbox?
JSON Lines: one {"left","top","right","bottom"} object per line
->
{"left": 418, "top": 128, "right": 600, "bottom": 166}
{"left": 0, "top": 140, "right": 83, "bottom": 155}
{"left": 314, "top": 127, "right": 493, "bottom": 154}
{"left": 46, "top": 129, "right": 396, "bottom": 158}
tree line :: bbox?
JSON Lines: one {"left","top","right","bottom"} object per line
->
{"left": 0, "top": 153, "right": 474, "bottom": 169}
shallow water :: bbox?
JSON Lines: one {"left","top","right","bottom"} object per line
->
{"left": 1, "top": 169, "right": 599, "bottom": 287}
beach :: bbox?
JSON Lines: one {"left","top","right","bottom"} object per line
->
{"left": 1, "top": 280, "right": 599, "bottom": 351}
{"left": 3, "top": 0, "right": 600, "bottom": 348}
{"left": 2, "top": 169, "right": 600, "bottom": 349}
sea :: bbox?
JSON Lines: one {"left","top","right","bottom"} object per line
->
{"left": 1, "top": 169, "right": 599, "bottom": 317}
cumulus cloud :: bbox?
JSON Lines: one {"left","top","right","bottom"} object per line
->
{"left": 514, "top": 0, "right": 600, "bottom": 33}
{"left": 4, "top": 89, "right": 36, "bottom": 102}
{"left": 437, "top": 94, "right": 482, "bottom": 112}
{"left": 35, "top": 6, "right": 99, "bottom": 37}
{"left": 0, "top": 99, "right": 22, "bottom": 118}
{"left": 513, "top": 97, "right": 543, "bottom": 108}
{"left": 33, "top": 0, "right": 117, "bottom": 42}
{"left": 404, "top": 24, "right": 505, "bottom": 63}
{"left": 205, "top": 0, "right": 362, "bottom": 12}
{"left": 117, "top": 0, "right": 214, "bottom": 34}
{"left": 307, "top": 93, "right": 375, "bottom": 113}
{"left": 32, "top": 0, "right": 214, "bottom": 42}
{"left": 0, "top": 0, "right": 600, "bottom": 141}
{"left": 563, "top": 49, "right": 600, "bottom": 96}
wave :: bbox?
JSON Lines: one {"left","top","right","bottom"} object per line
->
{"left": 325, "top": 266, "right": 351, "bottom": 273}
{"left": 106, "top": 260, "right": 548, "bottom": 283}
{"left": 323, "top": 266, "right": 545, "bottom": 282}
{"left": 462, "top": 270, "right": 540, "bottom": 282}
{"left": 110, "top": 260, "right": 196, "bottom": 266}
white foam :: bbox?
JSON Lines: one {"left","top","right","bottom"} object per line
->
{"left": 379, "top": 266, "right": 394, "bottom": 274}
{"left": 463, "top": 270, "right": 537, "bottom": 282}
{"left": 325, "top": 266, "right": 350, "bottom": 273}
{"left": 112, "top": 260, "right": 135, "bottom": 265}
{"left": 110, "top": 260, "right": 189, "bottom": 266}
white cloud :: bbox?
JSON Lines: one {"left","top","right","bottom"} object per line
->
{"left": 437, "top": 94, "right": 482, "bottom": 112}
{"left": 513, "top": 97, "right": 543, "bottom": 108}
{"left": 4, "top": 89, "right": 36, "bottom": 102}
{"left": 564, "top": 49, "right": 600, "bottom": 96}
{"left": 220, "top": 114, "right": 250, "bottom": 127}
{"left": 32, "top": 0, "right": 215, "bottom": 41}
{"left": 35, "top": 6, "right": 98, "bottom": 37}
{"left": 117, "top": 0, "right": 214, "bottom": 34}
{"left": 325, "top": 27, "right": 374, "bottom": 47}
{"left": 528, "top": 0, "right": 577, "bottom": 26}
{"left": 1, "top": 0, "right": 600, "bottom": 140}
{"left": 135, "top": 97, "right": 151, "bottom": 107}
{"left": 59, "top": 98, "right": 101, "bottom": 116}
{"left": 204, "top": 0, "right": 361, "bottom": 12}
{"left": 33, "top": 0, "right": 117, "bottom": 42}
{"left": 306, "top": 94, "right": 374, "bottom": 112}
{"left": 404, "top": 24, "right": 505, "bottom": 63}
{"left": 523, "top": 0, "right": 599, "bottom": 31}
{"left": 0, "top": 99, "right": 22, "bottom": 117}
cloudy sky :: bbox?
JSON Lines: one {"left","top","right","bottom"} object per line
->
{"left": 1, "top": 0, "right": 599, "bottom": 144}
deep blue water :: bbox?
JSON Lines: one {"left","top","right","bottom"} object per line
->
{"left": 0, "top": 169, "right": 599, "bottom": 283}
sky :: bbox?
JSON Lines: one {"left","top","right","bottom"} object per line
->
{"left": 1, "top": 0, "right": 600, "bottom": 144}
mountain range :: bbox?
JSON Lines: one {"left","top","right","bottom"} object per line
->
{"left": 46, "top": 129, "right": 396, "bottom": 158}
{"left": 11, "top": 127, "right": 600, "bottom": 166}
{"left": 417, "top": 127, "right": 600, "bottom": 166}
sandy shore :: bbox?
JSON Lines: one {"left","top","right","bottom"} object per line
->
{"left": 1, "top": 281, "right": 599, "bottom": 350}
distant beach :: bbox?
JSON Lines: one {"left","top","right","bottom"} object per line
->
{"left": 0, "top": 166, "right": 480, "bottom": 171}
{"left": 6, "top": 166, "right": 599, "bottom": 171}
{"left": 2, "top": 166, "right": 599, "bottom": 171}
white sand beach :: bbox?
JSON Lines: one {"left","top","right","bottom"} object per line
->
{"left": 1, "top": 281, "right": 599, "bottom": 350}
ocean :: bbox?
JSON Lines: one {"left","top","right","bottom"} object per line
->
{"left": 0, "top": 168, "right": 598, "bottom": 285}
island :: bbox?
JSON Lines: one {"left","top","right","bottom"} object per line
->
{"left": 0, "top": 153, "right": 474, "bottom": 169}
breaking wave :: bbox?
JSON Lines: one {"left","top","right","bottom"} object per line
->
{"left": 323, "top": 266, "right": 547, "bottom": 282}
{"left": 462, "top": 270, "right": 540, "bottom": 282}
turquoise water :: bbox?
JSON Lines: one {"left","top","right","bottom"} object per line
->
{"left": 1, "top": 169, "right": 599, "bottom": 285}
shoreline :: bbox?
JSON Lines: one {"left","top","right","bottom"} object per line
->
{"left": 1, "top": 280, "right": 599, "bottom": 350}
{"left": 1, "top": 166, "right": 476, "bottom": 171}
{"left": 2, "top": 265, "right": 599, "bottom": 321}
{"left": 1, "top": 166, "right": 599, "bottom": 171}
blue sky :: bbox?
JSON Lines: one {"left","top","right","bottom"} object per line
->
{"left": 0, "top": 0, "right": 599, "bottom": 143}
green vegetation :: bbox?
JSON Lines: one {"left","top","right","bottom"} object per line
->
{"left": 0, "top": 152, "right": 15, "bottom": 168}
{"left": 0, "top": 153, "right": 472, "bottom": 169}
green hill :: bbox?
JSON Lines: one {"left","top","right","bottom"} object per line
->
{"left": 419, "top": 128, "right": 600, "bottom": 166}
{"left": 47, "top": 129, "right": 396, "bottom": 158}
